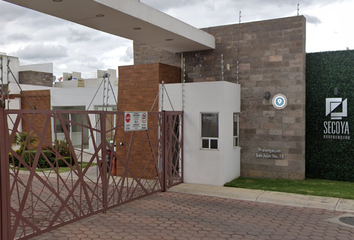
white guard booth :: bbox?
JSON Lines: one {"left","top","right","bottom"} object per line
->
{"left": 161, "top": 81, "right": 241, "bottom": 186}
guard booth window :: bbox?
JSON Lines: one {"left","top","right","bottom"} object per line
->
{"left": 201, "top": 113, "right": 219, "bottom": 149}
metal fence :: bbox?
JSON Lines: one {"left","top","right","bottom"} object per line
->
{"left": 0, "top": 109, "right": 183, "bottom": 240}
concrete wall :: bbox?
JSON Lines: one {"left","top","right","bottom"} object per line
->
{"left": 134, "top": 16, "right": 306, "bottom": 180}
{"left": 162, "top": 81, "right": 241, "bottom": 186}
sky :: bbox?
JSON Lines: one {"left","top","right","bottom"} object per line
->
{"left": 0, "top": 0, "right": 353, "bottom": 79}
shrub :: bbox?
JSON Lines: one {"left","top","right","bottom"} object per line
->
{"left": 14, "top": 132, "right": 38, "bottom": 155}
{"left": 55, "top": 156, "right": 74, "bottom": 167}
{"left": 22, "top": 150, "right": 53, "bottom": 168}
{"left": 52, "top": 140, "right": 71, "bottom": 157}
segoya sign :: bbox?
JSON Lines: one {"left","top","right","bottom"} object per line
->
{"left": 323, "top": 98, "right": 350, "bottom": 140}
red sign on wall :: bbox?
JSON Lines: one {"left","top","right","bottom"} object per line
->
{"left": 125, "top": 113, "right": 131, "bottom": 123}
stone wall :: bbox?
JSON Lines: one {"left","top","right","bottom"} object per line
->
{"left": 19, "top": 71, "right": 53, "bottom": 87}
{"left": 134, "top": 16, "right": 306, "bottom": 180}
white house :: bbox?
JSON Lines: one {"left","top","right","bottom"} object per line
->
{"left": 1, "top": 53, "right": 118, "bottom": 153}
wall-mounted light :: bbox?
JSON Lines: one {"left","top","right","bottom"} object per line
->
{"left": 265, "top": 92, "right": 271, "bottom": 100}
{"left": 165, "top": 38, "right": 174, "bottom": 42}
{"left": 334, "top": 87, "right": 338, "bottom": 96}
{"left": 53, "top": 0, "right": 62, "bottom": 2}
{"left": 133, "top": 27, "right": 142, "bottom": 30}
{"left": 96, "top": 14, "right": 105, "bottom": 18}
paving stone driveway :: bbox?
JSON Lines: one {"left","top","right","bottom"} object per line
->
{"left": 31, "top": 192, "right": 354, "bottom": 240}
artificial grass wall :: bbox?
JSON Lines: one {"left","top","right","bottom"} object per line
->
{"left": 306, "top": 50, "right": 354, "bottom": 181}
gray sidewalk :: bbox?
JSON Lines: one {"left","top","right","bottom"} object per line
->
{"left": 169, "top": 183, "right": 354, "bottom": 212}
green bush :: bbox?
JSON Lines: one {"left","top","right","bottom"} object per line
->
{"left": 54, "top": 156, "right": 75, "bottom": 167}
{"left": 10, "top": 139, "right": 76, "bottom": 169}
{"left": 22, "top": 150, "right": 53, "bottom": 168}
{"left": 14, "top": 132, "right": 38, "bottom": 155}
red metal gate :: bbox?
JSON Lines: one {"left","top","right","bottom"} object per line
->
{"left": 0, "top": 109, "right": 183, "bottom": 240}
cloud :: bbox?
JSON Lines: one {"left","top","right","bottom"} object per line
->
{"left": 304, "top": 14, "right": 322, "bottom": 24}
{"left": 81, "top": 60, "right": 106, "bottom": 72}
{"left": 120, "top": 46, "right": 133, "bottom": 63}
{"left": 11, "top": 44, "right": 68, "bottom": 60}
{"left": 0, "top": 1, "right": 33, "bottom": 22}
{"left": 142, "top": 0, "right": 342, "bottom": 27}
{"left": 67, "top": 28, "right": 93, "bottom": 43}
{"left": 6, "top": 33, "right": 32, "bottom": 42}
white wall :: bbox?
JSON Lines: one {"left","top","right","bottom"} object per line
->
{"left": 50, "top": 87, "right": 117, "bottom": 110}
{"left": 0, "top": 54, "right": 19, "bottom": 85}
{"left": 51, "top": 85, "right": 118, "bottom": 154}
{"left": 20, "top": 63, "right": 53, "bottom": 73}
{"left": 162, "top": 81, "right": 241, "bottom": 186}
{"left": 54, "top": 77, "right": 118, "bottom": 89}
{"left": 6, "top": 98, "right": 22, "bottom": 134}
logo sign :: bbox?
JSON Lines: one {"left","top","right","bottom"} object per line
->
{"left": 325, "top": 98, "right": 347, "bottom": 120}
{"left": 124, "top": 111, "right": 148, "bottom": 132}
{"left": 141, "top": 113, "right": 147, "bottom": 123}
{"left": 272, "top": 94, "right": 287, "bottom": 109}
{"left": 125, "top": 113, "right": 131, "bottom": 123}
{"left": 323, "top": 97, "right": 350, "bottom": 140}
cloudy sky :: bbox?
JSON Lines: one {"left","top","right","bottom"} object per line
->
{"left": 0, "top": 0, "right": 353, "bottom": 79}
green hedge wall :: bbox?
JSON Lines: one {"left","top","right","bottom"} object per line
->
{"left": 306, "top": 50, "right": 354, "bottom": 182}
{"left": 10, "top": 150, "right": 75, "bottom": 169}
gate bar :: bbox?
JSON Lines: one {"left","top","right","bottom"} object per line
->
{"left": 101, "top": 111, "right": 108, "bottom": 212}
{"left": 0, "top": 106, "right": 11, "bottom": 240}
{"left": 162, "top": 111, "right": 167, "bottom": 192}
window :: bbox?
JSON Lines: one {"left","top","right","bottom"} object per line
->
{"left": 233, "top": 113, "right": 239, "bottom": 147}
{"left": 201, "top": 113, "right": 219, "bottom": 149}
{"left": 53, "top": 106, "right": 89, "bottom": 148}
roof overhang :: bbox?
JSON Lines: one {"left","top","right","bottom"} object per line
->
{"left": 4, "top": 0, "right": 215, "bottom": 53}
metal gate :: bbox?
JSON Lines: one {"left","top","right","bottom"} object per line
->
{"left": 0, "top": 109, "right": 183, "bottom": 240}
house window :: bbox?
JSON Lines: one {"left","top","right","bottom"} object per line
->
{"left": 233, "top": 113, "right": 239, "bottom": 147}
{"left": 201, "top": 113, "right": 219, "bottom": 149}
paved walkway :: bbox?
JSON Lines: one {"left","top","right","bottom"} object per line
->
{"left": 171, "top": 183, "right": 354, "bottom": 212}
{"left": 30, "top": 183, "right": 354, "bottom": 240}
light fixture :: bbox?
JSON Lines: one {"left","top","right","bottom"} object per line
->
{"left": 53, "top": 0, "right": 62, "bottom": 2}
{"left": 265, "top": 92, "right": 271, "bottom": 100}
{"left": 165, "top": 38, "right": 173, "bottom": 42}
{"left": 96, "top": 14, "right": 105, "bottom": 18}
{"left": 133, "top": 27, "right": 142, "bottom": 30}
